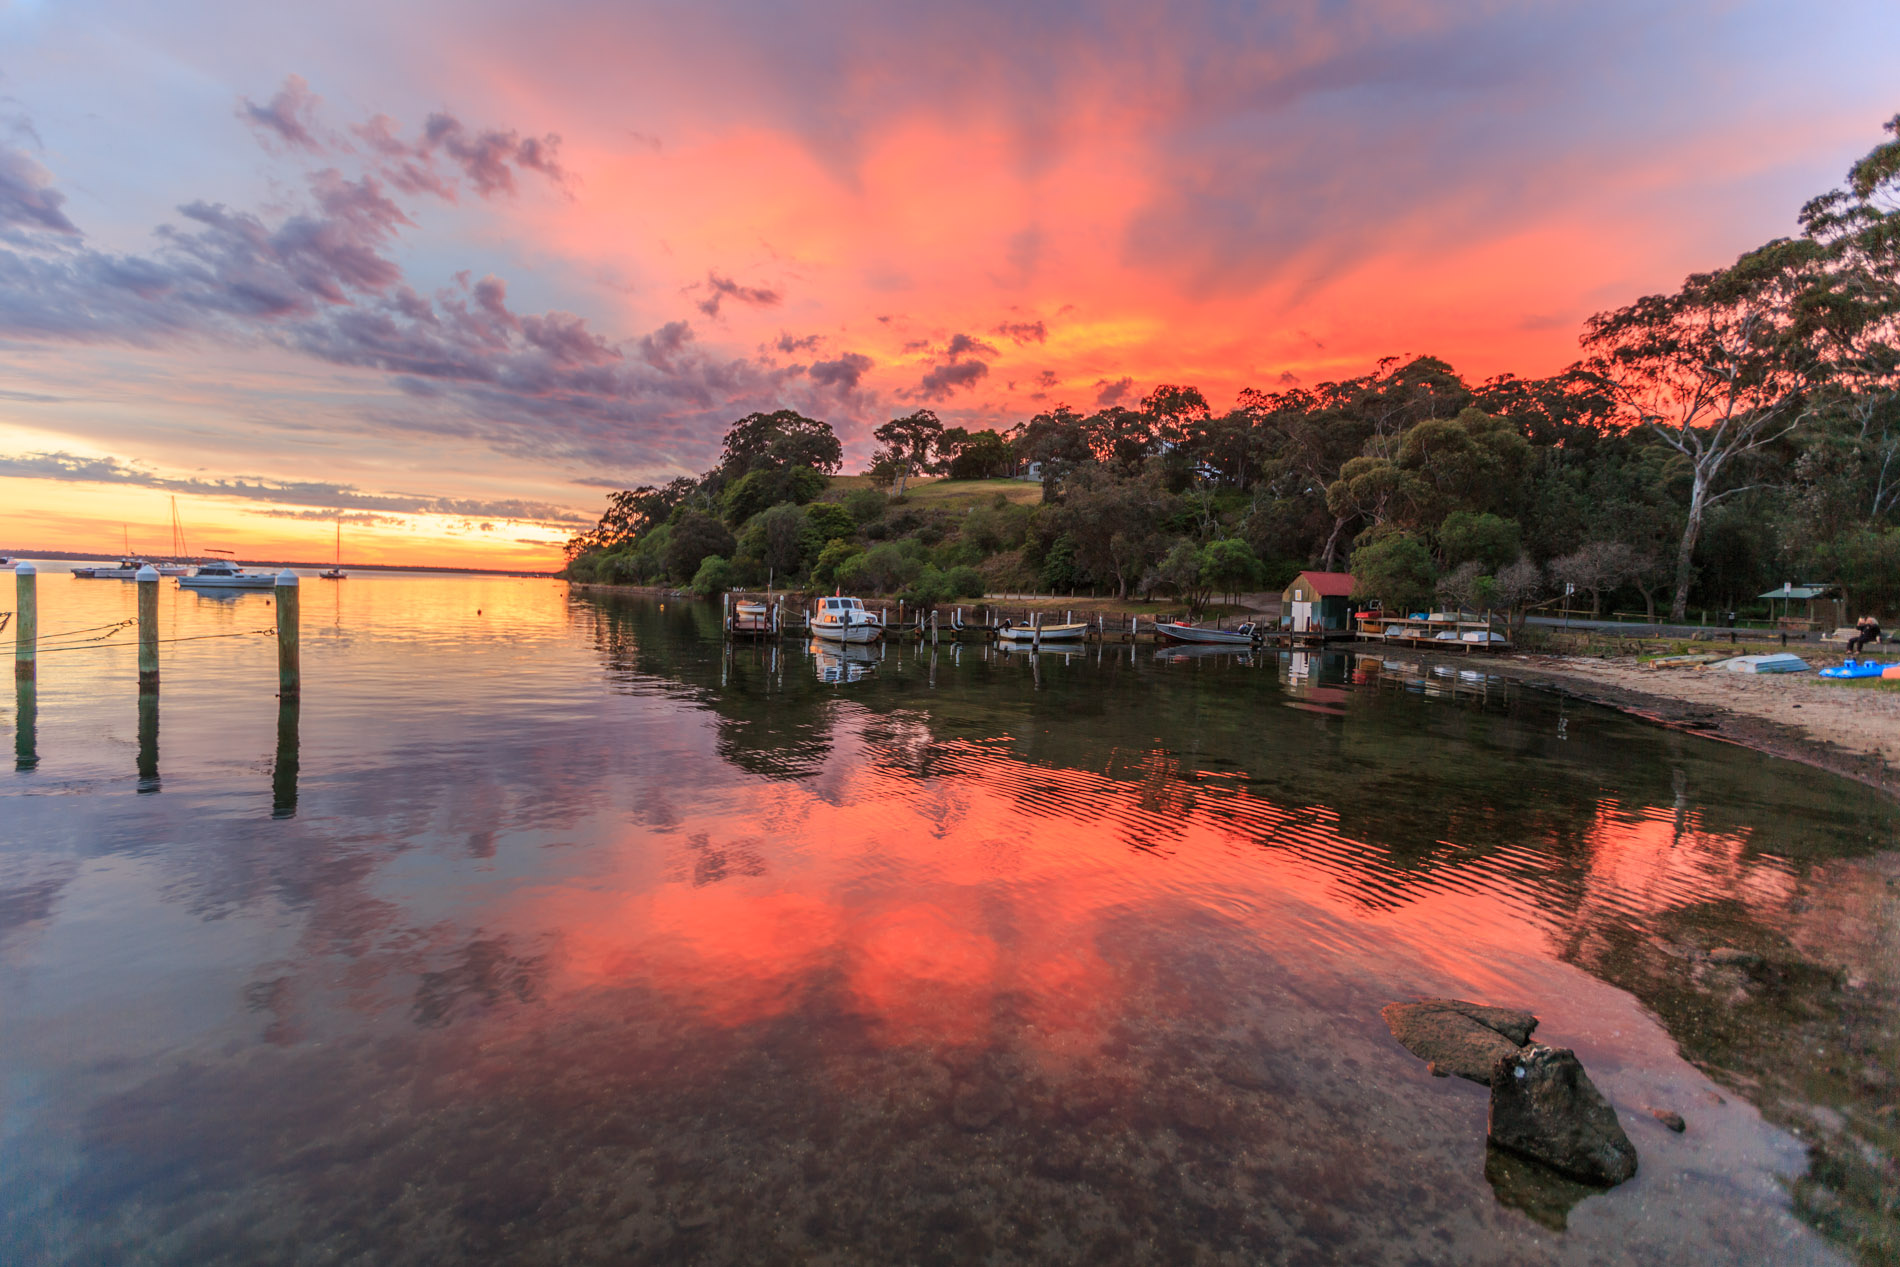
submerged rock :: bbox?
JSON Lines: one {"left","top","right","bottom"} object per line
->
{"left": 1647, "top": 1106, "right": 1687, "bottom": 1133}
{"left": 1488, "top": 1046, "right": 1638, "bottom": 1185}
{"left": 1381, "top": 998, "right": 1539, "bottom": 1085}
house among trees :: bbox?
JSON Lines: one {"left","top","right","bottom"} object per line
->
{"left": 1283, "top": 571, "right": 1356, "bottom": 632}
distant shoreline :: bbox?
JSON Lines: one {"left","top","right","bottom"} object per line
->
{"left": 1, "top": 549, "right": 558, "bottom": 578}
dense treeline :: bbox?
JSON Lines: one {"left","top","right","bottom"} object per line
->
{"left": 566, "top": 116, "right": 1900, "bottom": 621}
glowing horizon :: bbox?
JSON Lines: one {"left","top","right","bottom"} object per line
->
{"left": 3, "top": 1, "right": 1897, "bottom": 569}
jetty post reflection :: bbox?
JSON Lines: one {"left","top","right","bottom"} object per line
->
{"left": 271, "top": 697, "right": 299, "bottom": 818}
{"left": 136, "top": 692, "right": 159, "bottom": 792}
{"left": 12, "top": 676, "right": 34, "bottom": 771}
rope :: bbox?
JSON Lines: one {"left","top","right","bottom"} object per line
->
{"left": 31, "top": 619, "right": 136, "bottom": 648}
{"left": 33, "top": 617, "right": 146, "bottom": 638}
{"left": 28, "top": 627, "right": 277, "bottom": 655}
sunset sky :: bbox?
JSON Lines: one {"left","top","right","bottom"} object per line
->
{"left": 3, "top": 1, "right": 1897, "bottom": 569}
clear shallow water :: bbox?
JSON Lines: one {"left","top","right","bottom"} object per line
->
{"left": 1, "top": 570, "right": 1896, "bottom": 1265}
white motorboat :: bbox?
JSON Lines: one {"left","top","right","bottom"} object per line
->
{"left": 995, "top": 620, "right": 1087, "bottom": 643}
{"left": 810, "top": 595, "right": 883, "bottom": 643}
{"left": 178, "top": 559, "right": 279, "bottom": 590}
{"left": 1154, "top": 620, "right": 1259, "bottom": 646}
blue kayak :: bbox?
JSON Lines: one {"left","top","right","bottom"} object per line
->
{"left": 1819, "top": 659, "right": 1889, "bottom": 679}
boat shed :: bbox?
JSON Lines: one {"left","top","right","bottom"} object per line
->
{"left": 1283, "top": 571, "right": 1356, "bottom": 633}
{"left": 1758, "top": 582, "right": 1845, "bottom": 633}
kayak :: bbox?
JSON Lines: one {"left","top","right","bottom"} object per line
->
{"left": 1819, "top": 659, "right": 1890, "bottom": 679}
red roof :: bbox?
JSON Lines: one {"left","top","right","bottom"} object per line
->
{"left": 1293, "top": 571, "right": 1356, "bottom": 598}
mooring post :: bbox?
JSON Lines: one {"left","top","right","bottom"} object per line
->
{"left": 137, "top": 564, "right": 160, "bottom": 693}
{"left": 275, "top": 570, "right": 300, "bottom": 699}
{"left": 14, "top": 561, "right": 36, "bottom": 682}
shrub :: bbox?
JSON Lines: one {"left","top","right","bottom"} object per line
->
{"left": 811, "top": 538, "right": 862, "bottom": 586}
{"left": 805, "top": 501, "right": 856, "bottom": 542}
{"left": 691, "top": 555, "right": 735, "bottom": 596}
{"left": 843, "top": 486, "right": 888, "bottom": 525}
{"left": 945, "top": 564, "right": 986, "bottom": 598}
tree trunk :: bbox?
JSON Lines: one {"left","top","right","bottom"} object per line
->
{"left": 1320, "top": 515, "right": 1350, "bottom": 571}
{"left": 1669, "top": 473, "right": 1711, "bottom": 622}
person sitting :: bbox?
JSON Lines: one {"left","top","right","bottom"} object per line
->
{"left": 1847, "top": 615, "right": 1884, "bottom": 655}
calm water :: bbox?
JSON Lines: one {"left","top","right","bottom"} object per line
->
{"left": 2, "top": 570, "right": 1896, "bottom": 1265}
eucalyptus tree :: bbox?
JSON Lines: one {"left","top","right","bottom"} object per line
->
{"left": 1584, "top": 239, "right": 1827, "bottom": 620}
{"left": 870, "top": 409, "right": 944, "bottom": 496}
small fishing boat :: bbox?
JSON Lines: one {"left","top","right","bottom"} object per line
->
{"left": 1154, "top": 620, "right": 1259, "bottom": 646}
{"left": 995, "top": 619, "right": 1087, "bottom": 643}
{"left": 178, "top": 558, "right": 279, "bottom": 591}
{"left": 73, "top": 557, "right": 152, "bottom": 579}
{"left": 810, "top": 595, "right": 883, "bottom": 643}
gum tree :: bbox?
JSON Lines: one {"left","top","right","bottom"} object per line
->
{"left": 1584, "top": 239, "right": 1826, "bottom": 620}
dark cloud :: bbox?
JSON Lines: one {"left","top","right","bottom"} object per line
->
{"left": 1035, "top": 369, "right": 1058, "bottom": 388}
{"left": 0, "top": 451, "right": 592, "bottom": 526}
{"left": 944, "top": 332, "right": 997, "bottom": 359}
{"left": 1094, "top": 376, "right": 1133, "bottom": 406}
{"left": 0, "top": 147, "right": 78, "bottom": 235}
{"left": 775, "top": 331, "right": 821, "bottom": 353}
{"left": 1277, "top": 370, "right": 1301, "bottom": 385}
{"left": 0, "top": 388, "right": 64, "bottom": 403}
{"left": 237, "top": 74, "right": 324, "bottom": 152}
{"left": 808, "top": 351, "right": 872, "bottom": 391}
{"left": 697, "top": 271, "right": 783, "bottom": 317}
{"left": 219, "top": 71, "right": 571, "bottom": 203}
{"left": 0, "top": 139, "right": 797, "bottom": 471}
{"left": 993, "top": 319, "right": 1045, "bottom": 345}
{"left": 901, "top": 338, "right": 931, "bottom": 353}
{"left": 918, "top": 360, "right": 988, "bottom": 400}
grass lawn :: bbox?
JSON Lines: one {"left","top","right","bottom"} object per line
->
{"left": 825, "top": 475, "right": 1041, "bottom": 510}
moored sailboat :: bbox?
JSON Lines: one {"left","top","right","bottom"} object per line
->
{"left": 320, "top": 518, "right": 347, "bottom": 579}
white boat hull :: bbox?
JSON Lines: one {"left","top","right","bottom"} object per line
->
{"left": 178, "top": 575, "right": 278, "bottom": 590}
{"left": 995, "top": 623, "right": 1087, "bottom": 642}
{"left": 811, "top": 620, "right": 880, "bottom": 643}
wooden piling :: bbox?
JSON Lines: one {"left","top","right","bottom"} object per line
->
{"left": 14, "top": 561, "right": 35, "bottom": 682}
{"left": 275, "top": 570, "right": 300, "bottom": 699}
{"left": 137, "top": 564, "right": 160, "bottom": 693}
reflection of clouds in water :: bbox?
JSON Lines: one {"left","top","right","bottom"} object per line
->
{"left": 3, "top": 588, "right": 1897, "bottom": 1263}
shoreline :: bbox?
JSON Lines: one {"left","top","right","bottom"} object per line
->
{"left": 1396, "top": 647, "right": 1900, "bottom": 802}
{"left": 567, "top": 582, "right": 1898, "bottom": 800}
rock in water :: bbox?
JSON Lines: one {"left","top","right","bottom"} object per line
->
{"left": 1488, "top": 1046, "right": 1637, "bottom": 1185}
{"left": 1381, "top": 999, "right": 1539, "bottom": 1085}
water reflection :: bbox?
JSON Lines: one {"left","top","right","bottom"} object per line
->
{"left": 271, "top": 699, "right": 299, "bottom": 818}
{"left": 136, "top": 693, "right": 159, "bottom": 792}
{"left": 0, "top": 583, "right": 1894, "bottom": 1265}
{"left": 13, "top": 677, "right": 34, "bottom": 771}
